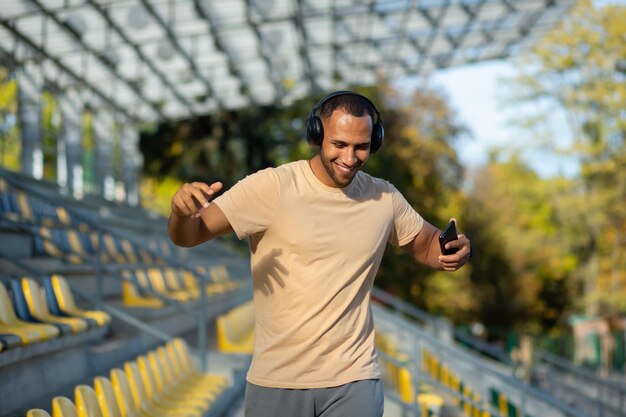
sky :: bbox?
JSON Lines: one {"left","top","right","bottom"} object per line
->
{"left": 429, "top": 60, "right": 578, "bottom": 178}
{"left": 424, "top": 0, "right": 625, "bottom": 179}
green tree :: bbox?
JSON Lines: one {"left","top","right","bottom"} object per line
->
{"left": 505, "top": 0, "right": 626, "bottom": 315}
{"left": 465, "top": 157, "right": 579, "bottom": 335}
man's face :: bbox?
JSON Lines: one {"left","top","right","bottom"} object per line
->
{"left": 317, "top": 110, "right": 372, "bottom": 188}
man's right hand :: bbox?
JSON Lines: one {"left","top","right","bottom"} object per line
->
{"left": 170, "top": 181, "right": 223, "bottom": 218}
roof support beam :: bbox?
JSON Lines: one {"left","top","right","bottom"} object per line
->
{"left": 0, "top": 21, "right": 137, "bottom": 122}
{"left": 194, "top": 0, "right": 256, "bottom": 106}
{"left": 29, "top": 0, "right": 165, "bottom": 120}
{"left": 138, "top": 0, "right": 223, "bottom": 110}
{"left": 85, "top": 0, "right": 197, "bottom": 118}
{"left": 243, "top": 0, "right": 281, "bottom": 102}
{"left": 294, "top": 0, "right": 319, "bottom": 94}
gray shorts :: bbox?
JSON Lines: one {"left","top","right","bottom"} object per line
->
{"left": 244, "top": 379, "right": 384, "bottom": 417}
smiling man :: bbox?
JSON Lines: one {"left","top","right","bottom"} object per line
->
{"left": 167, "top": 91, "right": 472, "bottom": 417}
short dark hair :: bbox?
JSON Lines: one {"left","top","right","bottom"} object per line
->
{"left": 319, "top": 93, "right": 376, "bottom": 122}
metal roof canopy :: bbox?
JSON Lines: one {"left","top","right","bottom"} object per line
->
{"left": 0, "top": 0, "right": 577, "bottom": 122}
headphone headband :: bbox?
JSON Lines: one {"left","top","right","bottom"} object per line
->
{"left": 305, "top": 91, "right": 385, "bottom": 153}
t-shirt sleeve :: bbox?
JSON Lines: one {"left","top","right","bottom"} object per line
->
{"left": 388, "top": 184, "right": 424, "bottom": 247}
{"left": 212, "top": 168, "right": 281, "bottom": 240}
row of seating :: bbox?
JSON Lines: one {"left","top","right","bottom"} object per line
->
{"left": 122, "top": 265, "right": 241, "bottom": 308}
{"left": 0, "top": 275, "right": 110, "bottom": 350}
{"left": 25, "top": 338, "right": 230, "bottom": 417}
{"left": 33, "top": 225, "right": 168, "bottom": 266}
{"left": 421, "top": 347, "right": 531, "bottom": 417}
{"left": 0, "top": 177, "right": 174, "bottom": 265}
{"left": 375, "top": 332, "right": 443, "bottom": 417}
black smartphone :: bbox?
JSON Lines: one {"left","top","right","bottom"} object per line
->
{"left": 439, "top": 221, "right": 459, "bottom": 255}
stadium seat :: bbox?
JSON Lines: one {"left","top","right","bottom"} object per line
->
{"left": 145, "top": 351, "right": 212, "bottom": 408}
{"left": 102, "top": 233, "right": 129, "bottom": 264}
{"left": 34, "top": 227, "right": 83, "bottom": 264}
{"left": 145, "top": 269, "right": 192, "bottom": 302}
{"left": 136, "top": 356, "right": 205, "bottom": 416}
{"left": 123, "top": 361, "right": 198, "bottom": 417}
{"left": 163, "top": 269, "right": 200, "bottom": 299}
{"left": 65, "top": 230, "right": 92, "bottom": 259}
{"left": 109, "top": 368, "right": 144, "bottom": 417}
{"left": 216, "top": 300, "right": 254, "bottom": 354}
{"left": 45, "top": 275, "right": 111, "bottom": 326}
{"left": 75, "top": 385, "right": 104, "bottom": 417}
{"left": 120, "top": 270, "right": 164, "bottom": 308}
{"left": 0, "top": 281, "right": 59, "bottom": 344}
{"left": 209, "top": 265, "right": 239, "bottom": 292}
{"left": 93, "top": 376, "right": 124, "bottom": 417}
{"left": 12, "top": 277, "right": 88, "bottom": 334}
{"left": 118, "top": 239, "right": 139, "bottom": 264}
{"left": 152, "top": 348, "right": 220, "bottom": 404}
{"left": 52, "top": 396, "right": 79, "bottom": 417}
{"left": 168, "top": 338, "right": 229, "bottom": 389}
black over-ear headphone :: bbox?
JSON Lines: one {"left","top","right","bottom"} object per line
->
{"left": 305, "top": 91, "right": 384, "bottom": 153}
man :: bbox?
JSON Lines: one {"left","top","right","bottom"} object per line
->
{"left": 168, "top": 91, "right": 471, "bottom": 417}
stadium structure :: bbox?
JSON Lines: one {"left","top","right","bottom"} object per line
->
{"left": 2, "top": 1, "right": 623, "bottom": 417}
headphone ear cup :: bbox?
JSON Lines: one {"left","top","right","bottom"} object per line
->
{"left": 306, "top": 115, "right": 324, "bottom": 146}
{"left": 370, "top": 123, "right": 384, "bottom": 153}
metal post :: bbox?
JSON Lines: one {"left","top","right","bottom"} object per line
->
{"left": 96, "top": 228, "right": 104, "bottom": 308}
{"left": 198, "top": 271, "right": 208, "bottom": 372}
{"left": 93, "top": 109, "right": 114, "bottom": 197}
{"left": 16, "top": 67, "right": 43, "bottom": 179}
{"left": 412, "top": 332, "right": 421, "bottom": 417}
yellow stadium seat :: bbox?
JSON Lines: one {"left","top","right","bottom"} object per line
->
{"left": 135, "top": 356, "right": 204, "bottom": 416}
{"left": 50, "top": 275, "right": 111, "bottom": 326}
{"left": 163, "top": 269, "right": 199, "bottom": 299}
{"left": 94, "top": 377, "right": 124, "bottom": 417}
{"left": 52, "top": 396, "right": 79, "bottom": 417}
{"left": 102, "top": 234, "right": 129, "bottom": 264}
{"left": 109, "top": 368, "right": 145, "bottom": 417}
{"left": 146, "top": 350, "right": 214, "bottom": 408}
{"left": 20, "top": 277, "right": 88, "bottom": 333}
{"left": 120, "top": 270, "right": 163, "bottom": 308}
{"left": 209, "top": 265, "right": 239, "bottom": 293}
{"left": 75, "top": 385, "right": 104, "bottom": 417}
{"left": 216, "top": 300, "right": 254, "bottom": 354}
{"left": 145, "top": 269, "right": 191, "bottom": 302}
{"left": 0, "top": 281, "right": 59, "bottom": 344}
{"left": 119, "top": 240, "right": 139, "bottom": 264}
{"left": 168, "top": 338, "right": 229, "bottom": 389}
{"left": 123, "top": 361, "right": 196, "bottom": 417}
{"left": 155, "top": 346, "right": 221, "bottom": 400}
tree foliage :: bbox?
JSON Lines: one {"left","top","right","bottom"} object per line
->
{"left": 505, "top": 0, "right": 626, "bottom": 316}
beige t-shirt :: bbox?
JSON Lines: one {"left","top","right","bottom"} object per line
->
{"left": 213, "top": 160, "right": 423, "bottom": 388}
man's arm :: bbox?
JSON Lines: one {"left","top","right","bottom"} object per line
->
{"left": 167, "top": 181, "right": 233, "bottom": 247}
{"left": 401, "top": 218, "right": 471, "bottom": 271}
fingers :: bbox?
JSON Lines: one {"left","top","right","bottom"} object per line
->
{"left": 171, "top": 181, "right": 223, "bottom": 218}
{"left": 438, "top": 233, "right": 471, "bottom": 271}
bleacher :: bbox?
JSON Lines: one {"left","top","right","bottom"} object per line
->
{"left": 0, "top": 168, "right": 253, "bottom": 417}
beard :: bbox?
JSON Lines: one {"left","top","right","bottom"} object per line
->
{"left": 319, "top": 146, "right": 360, "bottom": 188}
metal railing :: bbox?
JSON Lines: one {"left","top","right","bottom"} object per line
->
{"left": 374, "top": 304, "right": 593, "bottom": 417}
